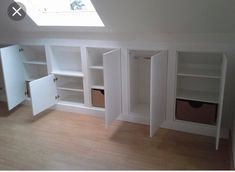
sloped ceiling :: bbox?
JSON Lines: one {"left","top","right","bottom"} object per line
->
{"left": 0, "top": 0, "right": 235, "bottom": 37}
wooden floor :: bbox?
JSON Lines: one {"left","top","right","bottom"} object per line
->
{"left": 0, "top": 103, "right": 231, "bottom": 170}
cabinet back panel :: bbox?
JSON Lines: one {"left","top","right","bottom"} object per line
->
{"left": 22, "top": 45, "right": 46, "bottom": 61}
{"left": 130, "top": 50, "right": 159, "bottom": 57}
{"left": 178, "top": 52, "right": 223, "bottom": 66}
{"left": 56, "top": 75, "right": 83, "bottom": 90}
{"left": 24, "top": 65, "right": 48, "bottom": 80}
{"left": 58, "top": 89, "right": 84, "bottom": 103}
{"left": 51, "top": 46, "right": 82, "bottom": 71}
{"left": 177, "top": 77, "right": 220, "bottom": 93}
{"left": 87, "top": 48, "right": 113, "bottom": 66}
{"left": 129, "top": 54, "right": 151, "bottom": 110}
{"left": 90, "top": 70, "right": 104, "bottom": 86}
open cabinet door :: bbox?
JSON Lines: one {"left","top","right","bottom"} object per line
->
{"left": 0, "top": 45, "right": 26, "bottom": 110}
{"left": 215, "top": 54, "right": 227, "bottom": 150}
{"left": 150, "top": 51, "right": 168, "bottom": 137}
{"left": 103, "top": 49, "right": 122, "bottom": 127}
{"left": 29, "top": 74, "right": 58, "bottom": 116}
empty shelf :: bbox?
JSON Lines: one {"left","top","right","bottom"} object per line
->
{"left": 52, "top": 70, "right": 84, "bottom": 77}
{"left": 177, "top": 67, "right": 221, "bottom": 79}
{"left": 23, "top": 61, "right": 47, "bottom": 65}
{"left": 91, "top": 85, "right": 104, "bottom": 90}
{"left": 176, "top": 89, "right": 219, "bottom": 103}
{"left": 57, "top": 87, "right": 83, "bottom": 92}
{"left": 90, "top": 65, "right": 104, "bottom": 70}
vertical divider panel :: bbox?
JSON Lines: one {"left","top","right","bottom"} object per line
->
{"left": 81, "top": 47, "right": 89, "bottom": 106}
{"left": 150, "top": 51, "right": 168, "bottom": 137}
{"left": 103, "top": 49, "right": 122, "bottom": 127}
{"left": 215, "top": 54, "right": 227, "bottom": 150}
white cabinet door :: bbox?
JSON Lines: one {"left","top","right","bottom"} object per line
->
{"left": 150, "top": 51, "right": 168, "bottom": 137}
{"left": 29, "top": 74, "right": 58, "bottom": 116}
{"left": 215, "top": 54, "right": 227, "bottom": 150}
{"left": 0, "top": 45, "right": 26, "bottom": 110}
{"left": 103, "top": 49, "right": 122, "bottom": 127}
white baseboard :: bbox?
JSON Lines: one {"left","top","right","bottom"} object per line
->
{"left": 22, "top": 99, "right": 230, "bottom": 140}
{"left": 55, "top": 102, "right": 105, "bottom": 118}
{"left": 161, "top": 120, "right": 229, "bottom": 139}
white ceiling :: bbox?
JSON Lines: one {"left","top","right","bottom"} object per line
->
{"left": 0, "top": 0, "right": 235, "bottom": 36}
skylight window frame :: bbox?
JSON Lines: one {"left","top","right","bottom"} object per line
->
{"left": 14, "top": 0, "right": 105, "bottom": 27}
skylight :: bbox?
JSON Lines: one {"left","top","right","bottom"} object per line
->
{"left": 14, "top": 0, "right": 105, "bottom": 26}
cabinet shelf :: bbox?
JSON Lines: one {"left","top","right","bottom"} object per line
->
{"left": 91, "top": 85, "right": 104, "bottom": 90}
{"left": 90, "top": 65, "right": 104, "bottom": 70}
{"left": 176, "top": 89, "right": 219, "bottom": 104}
{"left": 57, "top": 87, "right": 83, "bottom": 92}
{"left": 177, "top": 67, "right": 221, "bottom": 79}
{"left": 52, "top": 70, "right": 84, "bottom": 77}
{"left": 23, "top": 60, "right": 47, "bottom": 65}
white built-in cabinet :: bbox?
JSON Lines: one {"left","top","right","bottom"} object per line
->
{"left": 127, "top": 50, "right": 168, "bottom": 136}
{"left": 86, "top": 48, "right": 122, "bottom": 127}
{"left": 175, "top": 51, "right": 227, "bottom": 149}
{"left": 0, "top": 43, "right": 228, "bottom": 150}
{"left": 46, "top": 46, "right": 85, "bottom": 105}
{"left": 0, "top": 45, "right": 48, "bottom": 111}
{"left": 0, "top": 45, "right": 123, "bottom": 126}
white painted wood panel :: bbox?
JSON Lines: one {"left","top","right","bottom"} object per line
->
{"left": 103, "top": 49, "right": 122, "bottom": 127}
{"left": 0, "top": 45, "right": 26, "bottom": 110}
{"left": 216, "top": 54, "right": 227, "bottom": 150}
{"left": 29, "top": 74, "right": 57, "bottom": 116}
{"left": 150, "top": 51, "right": 168, "bottom": 137}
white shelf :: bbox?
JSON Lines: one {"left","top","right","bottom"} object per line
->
{"left": 177, "top": 67, "right": 221, "bottom": 79}
{"left": 23, "top": 60, "right": 47, "bottom": 65}
{"left": 52, "top": 70, "right": 84, "bottom": 77}
{"left": 57, "top": 87, "right": 83, "bottom": 92}
{"left": 91, "top": 85, "right": 104, "bottom": 90}
{"left": 176, "top": 89, "right": 219, "bottom": 103}
{"left": 57, "top": 82, "right": 83, "bottom": 90}
{"left": 59, "top": 95, "right": 84, "bottom": 104}
{"left": 90, "top": 65, "right": 104, "bottom": 70}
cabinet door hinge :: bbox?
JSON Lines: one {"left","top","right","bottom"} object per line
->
{"left": 53, "top": 77, "right": 58, "bottom": 82}
{"left": 19, "top": 48, "right": 24, "bottom": 52}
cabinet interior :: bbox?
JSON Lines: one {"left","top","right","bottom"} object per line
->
{"left": 176, "top": 51, "right": 224, "bottom": 125}
{"left": 55, "top": 75, "right": 84, "bottom": 92}
{"left": 129, "top": 50, "right": 159, "bottom": 119}
{"left": 57, "top": 89, "right": 84, "bottom": 104}
{"left": 50, "top": 46, "right": 82, "bottom": 74}
{"left": 22, "top": 45, "right": 48, "bottom": 81}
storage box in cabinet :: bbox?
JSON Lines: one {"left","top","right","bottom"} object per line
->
{"left": 175, "top": 99, "right": 217, "bottom": 125}
{"left": 91, "top": 89, "right": 105, "bottom": 108}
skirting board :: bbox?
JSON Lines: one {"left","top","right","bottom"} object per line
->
{"left": 23, "top": 99, "right": 229, "bottom": 139}
{"left": 161, "top": 120, "right": 229, "bottom": 139}
{"left": 23, "top": 99, "right": 105, "bottom": 118}
{"left": 55, "top": 102, "right": 105, "bottom": 118}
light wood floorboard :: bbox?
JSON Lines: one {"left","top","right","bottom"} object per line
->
{"left": 0, "top": 103, "right": 230, "bottom": 170}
